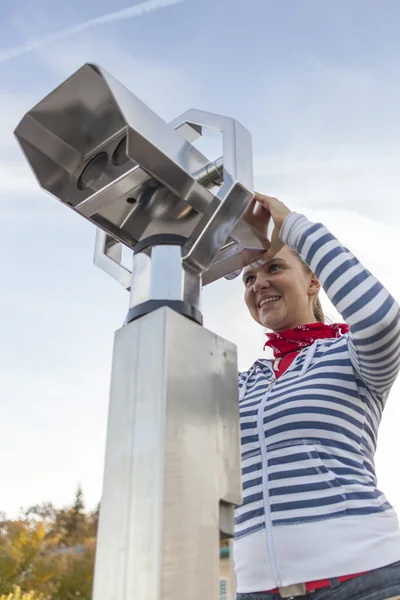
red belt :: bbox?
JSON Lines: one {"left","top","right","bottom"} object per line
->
{"left": 265, "top": 571, "right": 369, "bottom": 594}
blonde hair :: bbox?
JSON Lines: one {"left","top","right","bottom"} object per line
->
{"left": 312, "top": 296, "right": 325, "bottom": 324}
{"left": 290, "top": 249, "right": 325, "bottom": 324}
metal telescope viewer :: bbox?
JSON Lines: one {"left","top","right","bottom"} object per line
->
{"left": 14, "top": 64, "right": 268, "bottom": 600}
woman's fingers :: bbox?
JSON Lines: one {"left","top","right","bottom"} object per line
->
{"left": 252, "top": 193, "right": 290, "bottom": 259}
{"left": 243, "top": 196, "right": 257, "bottom": 219}
{"left": 243, "top": 195, "right": 271, "bottom": 236}
{"left": 242, "top": 193, "right": 290, "bottom": 256}
{"left": 254, "top": 193, "right": 291, "bottom": 228}
{"left": 254, "top": 192, "right": 274, "bottom": 211}
{"left": 240, "top": 247, "right": 271, "bottom": 269}
{"left": 265, "top": 227, "right": 284, "bottom": 260}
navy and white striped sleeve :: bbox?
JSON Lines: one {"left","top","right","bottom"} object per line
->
{"left": 280, "top": 212, "right": 400, "bottom": 396}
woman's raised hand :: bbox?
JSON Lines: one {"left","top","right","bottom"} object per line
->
{"left": 243, "top": 193, "right": 291, "bottom": 259}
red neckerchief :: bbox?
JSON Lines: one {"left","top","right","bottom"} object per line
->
{"left": 264, "top": 322, "right": 349, "bottom": 358}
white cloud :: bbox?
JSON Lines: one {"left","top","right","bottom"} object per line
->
{"left": 0, "top": 162, "right": 42, "bottom": 195}
{"left": 250, "top": 62, "right": 400, "bottom": 225}
{"left": 34, "top": 39, "right": 200, "bottom": 122}
{"left": 254, "top": 149, "right": 400, "bottom": 223}
{"left": 0, "top": 370, "right": 110, "bottom": 517}
{"left": 254, "top": 153, "right": 400, "bottom": 179}
{"left": 0, "top": 0, "right": 187, "bottom": 64}
{"left": 0, "top": 92, "right": 41, "bottom": 151}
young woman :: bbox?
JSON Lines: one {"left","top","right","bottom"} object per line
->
{"left": 234, "top": 194, "right": 400, "bottom": 600}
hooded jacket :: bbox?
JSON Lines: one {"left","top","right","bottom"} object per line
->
{"left": 233, "top": 212, "right": 400, "bottom": 593}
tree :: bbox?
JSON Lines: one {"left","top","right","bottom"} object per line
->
{"left": 62, "top": 485, "right": 85, "bottom": 547}
{"left": 0, "top": 586, "right": 48, "bottom": 600}
{"left": 50, "top": 540, "right": 95, "bottom": 600}
{"left": 0, "top": 517, "right": 55, "bottom": 595}
{"left": 0, "top": 487, "right": 98, "bottom": 600}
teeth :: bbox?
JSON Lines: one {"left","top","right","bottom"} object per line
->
{"left": 260, "top": 296, "right": 281, "bottom": 307}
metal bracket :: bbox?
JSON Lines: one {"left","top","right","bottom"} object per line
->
{"left": 93, "top": 229, "right": 131, "bottom": 290}
{"left": 93, "top": 111, "right": 258, "bottom": 288}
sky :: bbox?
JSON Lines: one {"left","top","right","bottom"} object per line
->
{"left": 1, "top": 0, "right": 400, "bottom": 518}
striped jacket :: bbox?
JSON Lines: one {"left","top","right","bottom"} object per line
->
{"left": 233, "top": 212, "right": 400, "bottom": 593}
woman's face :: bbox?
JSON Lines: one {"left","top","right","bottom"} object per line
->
{"left": 243, "top": 246, "right": 320, "bottom": 331}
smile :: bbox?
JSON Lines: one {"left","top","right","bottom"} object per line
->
{"left": 259, "top": 296, "right": 281, "bottom": 308}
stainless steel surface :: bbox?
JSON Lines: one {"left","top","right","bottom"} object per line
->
{"left": 128, "top": 245, "right": 201, "bottom": 312}
{"left": 93, "top": 229, "right": 132, "bottom": 290}
{"left": 150, "top": 245, "right": 183, "bottom": 300}
{"left": 170, "top": 109, "right": 256, "bottom": 274}
{"left": 129, "top": 251, "right": 152, "bottom": 307}
{"left": 192, "top": 155, "right": 224, "bottom": 187}
{"left": 14, "top": 63, "right": 269, "bottom": 286}
{"left": 92, "top": 308, "right": 241, "bottom": 600}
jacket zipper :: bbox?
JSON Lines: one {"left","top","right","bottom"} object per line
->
{"left": 257, "top": 377, "right": 282, "bottom": 587}
{"left": 251, "top": 348, "right": 314, "bottom": 586}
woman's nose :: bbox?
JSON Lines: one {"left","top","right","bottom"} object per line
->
{"left": 253, "top": 273, "right": 271, "bottom": 292}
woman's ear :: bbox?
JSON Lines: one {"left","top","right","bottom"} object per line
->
{"left": 308, "top": 272, "right": 321, "bottom": 297}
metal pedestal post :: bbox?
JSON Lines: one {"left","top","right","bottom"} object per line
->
{"left": 92, "top": 307, "right": 241, "bottom": 600}
{"left": 13, "top": 64, "right": 267, "bottom": 600}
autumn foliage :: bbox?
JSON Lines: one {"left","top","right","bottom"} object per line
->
{"left": 0, "top": 488, "right": 98, "bottom": 600}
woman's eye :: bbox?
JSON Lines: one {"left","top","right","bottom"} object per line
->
{"left": 268, "top": 264, "right": 281, "bottom": 273}
{"left": 244, "top": 275, "right": 255, "bottom": 286}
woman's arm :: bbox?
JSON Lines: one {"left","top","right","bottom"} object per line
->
{"left": 252, "top": 194, "right": 400, "bottom": 397}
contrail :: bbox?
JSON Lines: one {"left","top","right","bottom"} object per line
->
{"left": 0, "top": 0, "right": 187, "bottom": 63}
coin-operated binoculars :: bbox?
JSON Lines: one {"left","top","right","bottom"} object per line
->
{"left": 14, "top": 64, "right": 268, "bottom": 600}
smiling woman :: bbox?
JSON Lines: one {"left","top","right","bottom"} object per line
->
{"left": 234, "top": 194, "right": 400, "bottom": 600}
{"left": 242, "top": 250, "right": 321, "bottom": 332}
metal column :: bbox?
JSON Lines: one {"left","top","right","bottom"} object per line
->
{"left": 93, "top": 308, "right": 241, "bottom": 600}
